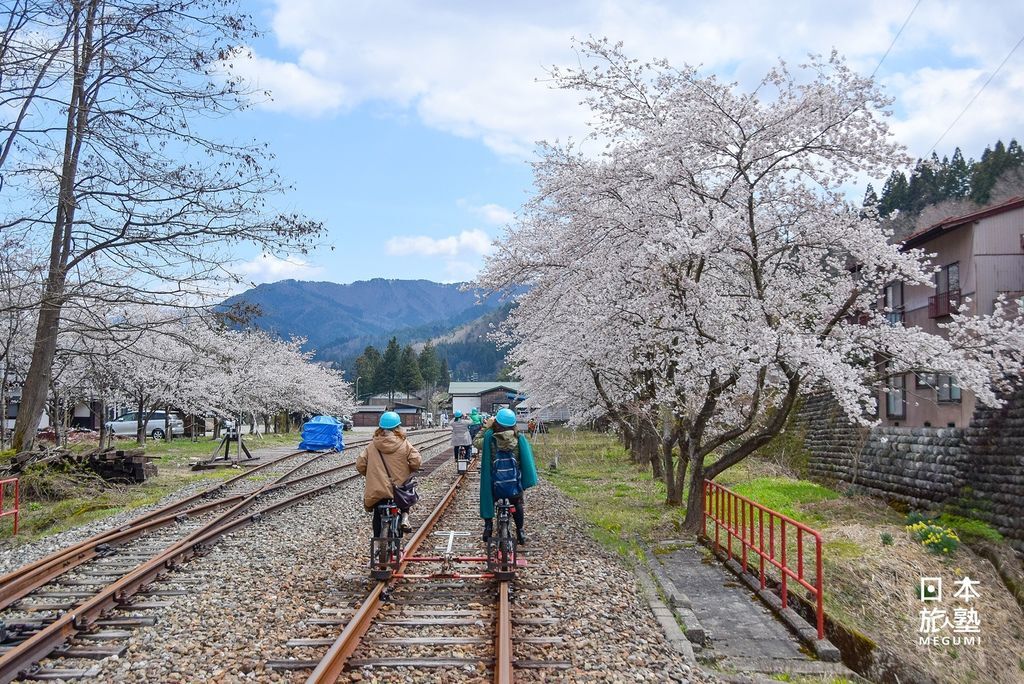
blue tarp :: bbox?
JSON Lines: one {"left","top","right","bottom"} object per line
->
{"left": 298, "top": 415, "right": 345, "bottom": 451}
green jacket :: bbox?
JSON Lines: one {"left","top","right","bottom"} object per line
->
{"left": 470, "top": 412, "right": 483, "bottom": 425}
{"left": 479, "top": 428, "right": 538, "bottom": 519}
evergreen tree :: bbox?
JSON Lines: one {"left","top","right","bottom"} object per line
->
{"left": 398, "top": 345, "right": 424, "bottom": 396}
{"left": 418, "top": 341, "right": 441, "bottom": 388}
{"left": 378, "top": 337, "right": 402, "bottom": 402}
{"left": 862, "top": 183, "right": 878, "bottom": 208}
{"left": 438, "top": 357, "right": 451, "bottom": 387}
{"left": 942, "top": 148, "right": 971, "bottom": 198}
{"left": 354, "top": 345, "right": 382, "bottom": 399}
{"left": 970, "top": 139, "right": 1024, "bottom": 204}
{"left": 877, "top": 170, "right": 909, "bottom": 216}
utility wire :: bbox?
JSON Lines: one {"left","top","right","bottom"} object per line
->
{"left": 872, "top": 0, "right": 923, "bottom": 78}
{"left": 928, "top": 30, "right": 1024, "bottom": 155}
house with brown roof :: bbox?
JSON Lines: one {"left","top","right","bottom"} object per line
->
{"left": 879, "top": 196, "right": 1024, "bottom": 427}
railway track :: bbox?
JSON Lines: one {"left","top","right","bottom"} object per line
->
{"left": 275, "top": 456, "right": 567, "bottom": 683}
{"left": 0, "top": 430, "right": 450, "bottom": 682}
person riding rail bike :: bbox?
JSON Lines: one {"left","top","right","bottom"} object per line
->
{"left": 451, "top": 410, "right": 472, "bottom": 464}
{"left": 476, "top": 408, "right": 537, "bottom": 545}
{"left": 356, "top": 411, "right": 422, "bottom": 533}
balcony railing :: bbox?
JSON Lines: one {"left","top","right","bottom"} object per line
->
{"left": 928, "top": 288, "right": 961, "bottom": 318}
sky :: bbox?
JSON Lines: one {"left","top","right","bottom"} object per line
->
{"left": 224, "top": 0, "right": 1024, "bottom": 286}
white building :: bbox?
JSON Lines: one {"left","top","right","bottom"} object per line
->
{"left": 448, "top": 382, "right": 523, "bottom": 416}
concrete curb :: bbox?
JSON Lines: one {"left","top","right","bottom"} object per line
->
{"left": 633, "top": 564, "right": 697, "bottom": 665}
{"left": 719, "top": 554, "right": 842, "bottom": 662}
{"left": 643, "top": 547, "right": 709, "bottom": 646}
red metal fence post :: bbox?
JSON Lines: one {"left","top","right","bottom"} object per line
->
{"left": 700, "top": 480, "right": 826, "bottom": 638}
{"left": 0, "top": 478, "right": 19, "bottom": 536}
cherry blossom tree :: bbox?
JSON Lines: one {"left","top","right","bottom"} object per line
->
{"left": 478, "top": 40, "right": 1024, "bottom": 530}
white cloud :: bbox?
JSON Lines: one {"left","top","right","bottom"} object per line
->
{"left": 225, "top": 48, "right": 345, "bottom": 116}
{"left": 385, "top": 229, "right": 493, "bottom": 258}
{"left": 385, "top": 229, "right": 494, "bottom": 280}
{"left": 458, "top": 199, "right": 515, "bottom": 225}
{"left": 248, "top": 0, "right": 1024, "bottom": 160}
{"left": 234, "top": 252, "right": 324, "bottom": 283}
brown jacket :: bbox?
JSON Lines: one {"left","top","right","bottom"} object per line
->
{"left": 356, "top": 430, "right": 422, "bottom": 511}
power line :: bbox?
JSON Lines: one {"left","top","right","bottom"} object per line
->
{"left": 872, "top": 0, "right": 923, "bottom": 78}
{"left": 928, "top": 31, "right": 1024, "bottom": 155}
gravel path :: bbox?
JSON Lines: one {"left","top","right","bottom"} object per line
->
{"left": 26, "top": 439, "right": 718, "bottom": 683}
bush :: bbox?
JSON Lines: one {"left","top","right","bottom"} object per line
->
{"left": 906, "top": 521, "right": 960, "bottom": 554}
{"left": 880, "top": 532, "right": 894, "bottom": 546}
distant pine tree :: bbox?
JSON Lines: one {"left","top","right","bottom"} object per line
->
{"left": 877, "top": 170, "right": 909, "bottom": 217}
{"left": 970, "top": 139, "right": 1024, "bottom": 204}
{"left": 870, "top": 139, "right": 1024, "bottom": 217}
{"left": 378, "top": 337, "right": 402, "bottom": 402}
{"left": 398, "top": 345, "right": 424, "bottom": 396}
{"left": 418, "top": 341, "right": 441, "bottom": 388}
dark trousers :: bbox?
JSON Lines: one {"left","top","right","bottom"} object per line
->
{"left": 372, "top": 502, "right": 406, "bottom": 537}
{"left": 453, "top": 445, "right": 470, "bottom": 460}
{"left": 485, "top": 493, "right": 525, "bottom": 532}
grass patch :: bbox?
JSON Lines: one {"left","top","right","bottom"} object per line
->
{"left": 727, "top": 477, "right": 840, "bottom": 525}
{"left": 539, "top": 428, "right": 687, "bottom": 558}
{"left": 934, "top": 513, "right": 1003, "bottom": 543}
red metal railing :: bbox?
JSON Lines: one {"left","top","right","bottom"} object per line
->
{"left": 702, "top": 479, "right": 824, "bottom": 639}
{"left": 0, "top": 478, "right": 19, "bottom": 536}
{"left": 928, "top": 288, "right": 960, "bottom": 318}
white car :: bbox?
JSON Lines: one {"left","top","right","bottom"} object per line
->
{"left": 105, "top": 411, "right": 185, "bottom": 439}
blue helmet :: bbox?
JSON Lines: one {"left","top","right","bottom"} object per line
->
{"left": 495, "top": 408, "right": 517, "bottom": 427}
{"left": 453, "top": 410, "right": 463, "bottom": 419}
{"left": 379, "top": 411, "right": 401, "bottom": 429}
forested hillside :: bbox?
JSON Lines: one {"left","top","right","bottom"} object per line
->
{"left": 223, "top": 278, "right": 511, "bottom": 381}
{"left": 867, "top": 139, "right": 1024, "bottom": 239}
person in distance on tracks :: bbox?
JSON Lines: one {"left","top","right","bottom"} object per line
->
{"left": 476, "top": 408, "right": 537, "bottom": 546}
{"left": 468, "top": 407, "right": 484, "bottom": 453}
{"left": 451, "top": 410, "right": 472, "bottom": 463}
{"left": 357, "top": 411, "right": 422, "bottom": 534}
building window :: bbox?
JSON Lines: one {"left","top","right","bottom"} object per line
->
{"left": 935, "top": 374, "right": 961, "bottom": 403}
{"left": 936, "top": 262, "right": 960, "bottom": 294}
{"left": 929, "top": 262, "right": 961, "bottom": 318}
{"left": 883, "top": 281, "right": 904, "bottom": 325}
{"left": 886, "top": 373, "right": 906, "bottom": 418}
{"left": 915, "top": 372, "right": 961, "bottom": 403}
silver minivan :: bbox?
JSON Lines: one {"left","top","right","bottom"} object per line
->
{"left": 105, "top": 411, "right": 185, "bottom": 439}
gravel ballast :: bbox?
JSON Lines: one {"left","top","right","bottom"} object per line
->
{"left": 23, "top": 439, "right": 718, "bottom": 682}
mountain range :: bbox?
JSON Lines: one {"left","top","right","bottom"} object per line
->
{"left": 222, "top": 278, "right": 511, "bottom": 378}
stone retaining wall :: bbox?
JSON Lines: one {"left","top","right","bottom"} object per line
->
{"left": 799, "top": 391, "right": 1023, "bottom": 554}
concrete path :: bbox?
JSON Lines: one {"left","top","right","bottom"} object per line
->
{"left": 651, "top": 541, "right": 857, "bottom": 682}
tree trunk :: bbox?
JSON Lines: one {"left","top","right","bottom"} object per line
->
{"left": 642, "top": 427, "right": 664, "bottom": 479}
{"left": 0, "top": 363, "right": 8, "bottom": 450}
{"left": 12, "top": 3, "right": 97, "bottom": 453}
{"left": 136, "top": 398, "right": 146, "bottom": 446}
{"left": 11, "top": 294, "right": 63, "bottom": 451}
{"left": 682, "top": 457, "right": 707, "bottom": 532}
{"left": 663, "top": 439, "right": 681, "bottom": 504}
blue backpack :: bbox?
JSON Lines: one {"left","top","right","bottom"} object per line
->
{"left": 491, "top": 436, "right": 522, "bottom": 499}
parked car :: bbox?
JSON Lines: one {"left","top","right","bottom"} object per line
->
{"left": 338, "top": 415, "right": 354, "bottom": 431}
{"left": 105, "top": 411, "right": 184, "bottom": 439}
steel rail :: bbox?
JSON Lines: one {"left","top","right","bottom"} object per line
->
{"left": 0, "top": 448, "right": 312, "bottom": 610}
{"left": 0, "top": 433, "right": 454, "bottom": 682}
{"left": 0, "top": 432, "right": 440, "bottom": 611}
{"left": 495, "top": 581, "right": 513, "bottom": 684}
{"left": 305, "top": 456, "right": 474, "bottom": 683}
